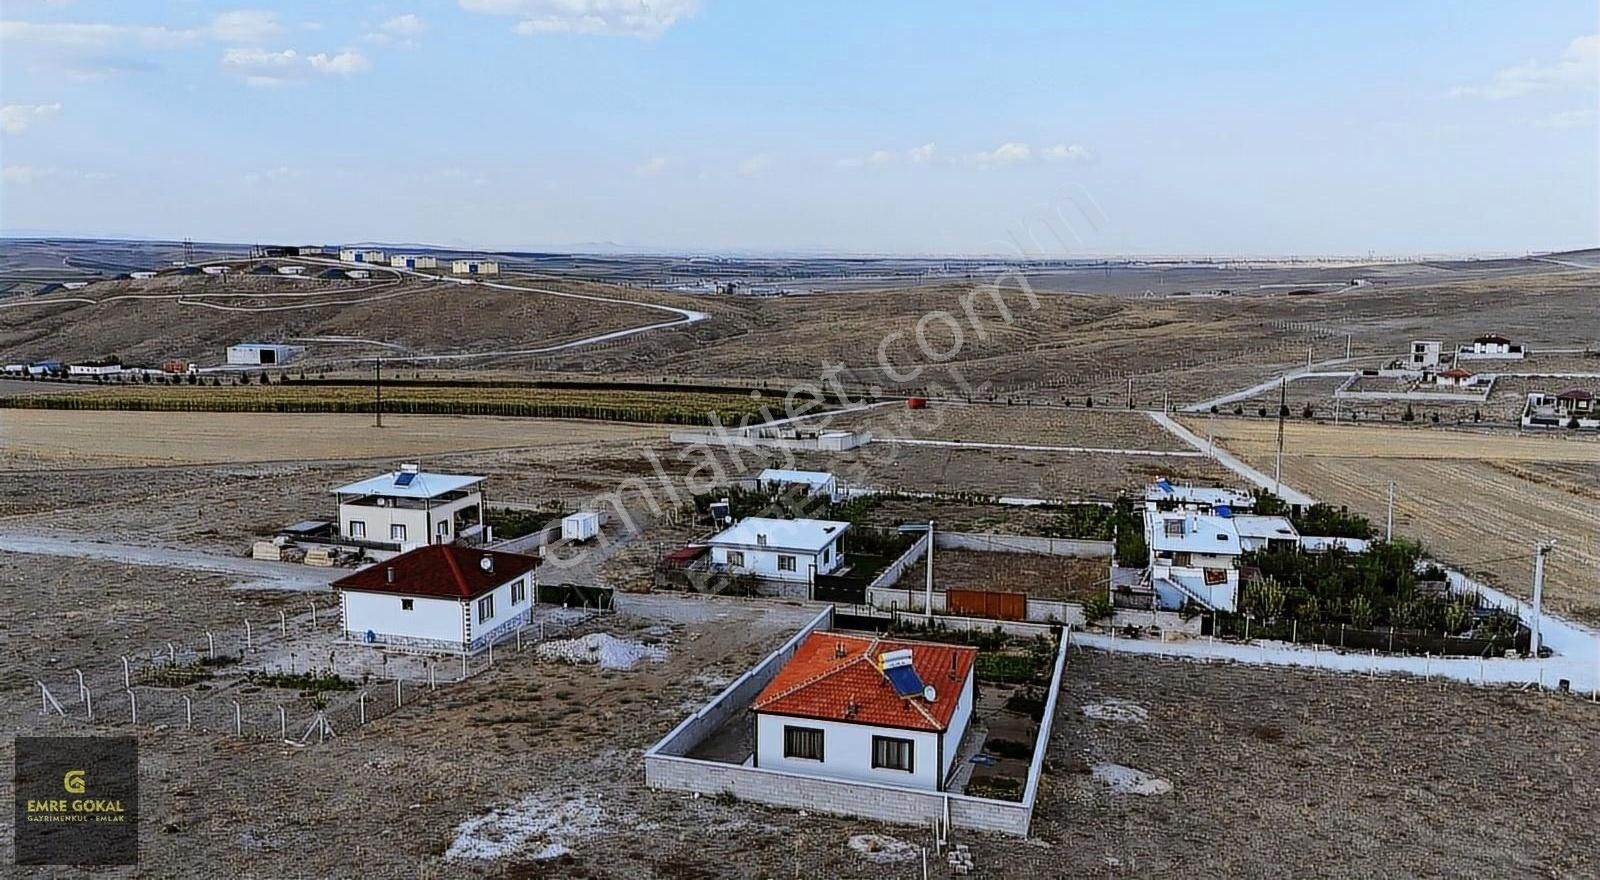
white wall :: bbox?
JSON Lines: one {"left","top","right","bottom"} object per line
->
{"left": 710, "top": 540, "right": 841, "bottom": 582}
{"left": 464, "top": 572, "right": 533, "bottom": 646}
{"left": 942, "top": 672, "right": 975, "bottom": 780}
{"left": 755, "top": 714, "right": 942, "bottom": 791}
{"left": 339, "top": 493, "right": 480, "bottom": 545}
{"left": 342, "top": 591, "right": 464, "bottom": 646}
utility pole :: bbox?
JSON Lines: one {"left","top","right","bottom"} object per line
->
{"left": 924, "top": 520, "right": 936, "bottom": 622}
{"left": 1126, "top": 376, "right": 1133, "bottom": 410}
{"left": 374, "top": 357, "right": 383, "bottom": 429}
{"left": 1385, "top": 481, "right": 1395, "bottom": 541}
{"left": 1531, "top": 542, "right": 1553, "bottom": 657}
{"left": 1273, "top": 377, "right": 1286, "bottom": 494}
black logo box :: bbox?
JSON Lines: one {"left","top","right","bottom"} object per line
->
{"left": 13, "top": 736, "right": 139, "bottom": 866}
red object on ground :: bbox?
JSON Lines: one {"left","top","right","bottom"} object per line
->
{"left": 906, "top": 397, "right": 927, "bottom": 409}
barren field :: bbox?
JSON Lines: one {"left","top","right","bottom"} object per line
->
{"left": 1186, "top": 418, "right": 1600, "bottom": 622}
{"left": 0, "top": 411, "right": 668, "bottom": 466}
{"left": 904, "top": 549, "right": 1109, "bottom": 601}
{"left": 822, "top": 401, "right": 1190, "bottom": 451}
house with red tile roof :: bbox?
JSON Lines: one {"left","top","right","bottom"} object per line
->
{"left": 751, "top": 631, "right": 977, "bottom": 791}
{"left": 331, "top": 545, "right": 539, "bottom": 654}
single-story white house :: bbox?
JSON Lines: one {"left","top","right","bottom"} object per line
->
{"left": 67, "top": 361, "right": 121, "bottom": 377}
{"left": 1456, "top": 334, "right": 1524, "bottom": 360}
{"left": 390, "top": 254, "right": 438, "bottom": 269}
{"left": 1521, "top": 389, "right": 1599, "bottom": 429}
{"left": 451, "top": 259, "right": 500, "bottom": 275}
{"left": 226, "top": 343, "right": 305, "bottom": 366}
{"left": 1229, "top": 514, "right": 1300, "bottom": 552}
{"left": 130, "top": 271, "right": 156, "bottom": 280}
{"left": 332, "top": 545, "right": 538, "bottom": 654}
{"left": 1143, "top": 479, "right": 1254, "bottom": 515}
{"left": 339, "top": 248, "right": 387, "bottom": 264}
{"left": 1432, "top": 367, "right": 1476, "bottom": 387}
{"left": 756, "top": 468, "right": 840, "bottom": 501}
{"left": 706, "top": 516, "right": 848, "bottom": 582}
{"left": 1146, "top": 510, "right": 1243, "bottom": 611}
{"left": 751, "top": 631, "right": 977, "bottom": 792}
{"left": 331, "top": 465, "right": 486, "bottom": 553}
{"left": 277, "top": 265, "right": 306, "bottom": 276}
{"left": 202, "top": 265, "right": 231, "bottom": 275}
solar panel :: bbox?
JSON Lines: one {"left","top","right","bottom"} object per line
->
{"left": 885, "top": 664, "right": 925, "bottom": 698}
{"left": 393, "top": 471, "right": 417, "bottom": 487}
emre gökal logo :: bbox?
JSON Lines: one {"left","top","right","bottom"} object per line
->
{"left": 24, "top": 766, "right": 128, "bottom": 823}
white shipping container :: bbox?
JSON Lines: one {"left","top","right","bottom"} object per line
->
{"left": 562, "top": 511, "right": 601, "bottom": 543}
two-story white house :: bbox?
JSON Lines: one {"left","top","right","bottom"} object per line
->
{"left": 706, "top": 517, "right": 848, "bottom": 583}
{"left": 332, "top": 545, "right": 538, "bottom": 654}
{"left": 751, "top": 632, "right": 977, "bottom": 792}
{"left": 1145, "top": 510, "right": 1244, "bottom": 611}
{"left": 1143, "top": 479, "right": 1255, "bottom": 515}
{"left": 331, "top": 465, "right": 486, "bottom": 555}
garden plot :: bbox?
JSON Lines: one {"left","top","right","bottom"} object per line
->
{"left": 901, "top": 548, "right": 1110, "bottom": 602}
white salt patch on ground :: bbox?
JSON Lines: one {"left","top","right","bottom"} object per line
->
{"left": 1092, "top": 763, "right": 1172, "bottom": 796}
{"left": 445, "top": 795, "right": 603, "bottom": 861}
{"left": 849, "top": 834, "right": 919, "bottom": 864}
{"left": 1082, "top": 698, "right": 1149, "bottom": 723}
{"left": 536, "top": 633, "right": 667, "bottom": 669}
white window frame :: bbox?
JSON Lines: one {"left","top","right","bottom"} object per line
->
{"left": 391, "top": 523, "right": 407, "bottom": 542}
{"left": 400, "top": 598, "right": 414, "bottom": 611}
{"left": 871, "top": 735, "right": 914, "bottom": 773}
{"left": 436, "top": 519, "right": 450, "bottom": 539}
{"left": 348, "top": 520, "right": 366, "bottom": 539}
{"left": 777, "top": 554, "right": 796, "bottom": 572}
{"left": 726, "top": 550, "right": 746, "bottom": 568}
{"left": 782, "top": 725, "right": 824, "bottom": 761}
{"left": 477, "top": 594, "right": 495, "bottom": 623}
{"left": 511, "top": 579, "right": 526, "bottom": 604}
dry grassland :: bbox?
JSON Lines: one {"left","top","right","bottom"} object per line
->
{"left": 902, "top": 549, "right": 1109, "bottom": 601}
{"left": 0, "top": 411, "right": 668, "bottom": 466}
{"left": 828, "top": 401, "right": 1190, "bottom": 451}
{"left": 1187, "top": 418, "right": 1600, "bottom": 622}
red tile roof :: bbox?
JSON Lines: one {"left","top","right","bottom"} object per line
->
{"left": 752, "top": 632, "right": 977, "bottom": 733}
{"left": 331, "top": 545, "right": 538, "bottom": 600}
{"left": 1556, "top": 389, "right": 1594, "bottom": 401}
{"left": 1438, "top": 368, "right": 1473, "bottom": 379}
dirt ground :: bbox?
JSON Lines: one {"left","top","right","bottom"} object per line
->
{"left": 824, "top": 402, "right": 1190, "bottom": 451}
{"left": 902, "top": 549, "right": 1109, "bottom": 601}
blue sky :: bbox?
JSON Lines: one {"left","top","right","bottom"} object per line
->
{"left": 1, "top": 1, "right": 1596, "bottom": 255}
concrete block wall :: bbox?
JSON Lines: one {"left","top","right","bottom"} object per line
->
{"left": 869, "top": 531, "right": 930, "bottom": 590}
{"left": 938, "top": 532, "right": 1114, "bottom": 558}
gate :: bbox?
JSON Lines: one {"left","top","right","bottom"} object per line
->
{"left": 946, "top": 589, "right": 1025, "bottom": 621}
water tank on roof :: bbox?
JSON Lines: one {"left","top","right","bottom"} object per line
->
{"left": 1215, "top": 505, "right": 1233, "bottom": 518}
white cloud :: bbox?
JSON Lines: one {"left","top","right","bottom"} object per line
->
{"left": 633, "top": 155, "right": 672, "bottom": 177}
{"left": 243, "top": 166, "right": 300, "bottom": 184}
{"left": 909, "top": 143, "right": 937, "bottom": 164}
{"left": 1453, "top": 34, "right": 1600, "bottom": 100}
{"left": 1, "top": 165, "right": 54, "bottom": 185}
{"left": 0, "top": 102, "right": 62, "bottom": 134}
{"left": 1041, "top": 143, "right": 1093, "bottom": 161}
{"left": 460, "top": 0, "right": 700, "bottom": 39}
{"left": 974, "top": 142, "right": 1032, "bottom": 165}
{"left": 1538, "top": 108, "right": 1596, "bottom": 129}
{"left": 209, "top": 10, "right": 282, "bottom": 43}
{"left": 0, "top": 19, "right": 198, "bottom": 51}
{"left": 222, "top": 46, "right": 368, "bottom": 84}
{"left": 366, "top": 13, "right": 425, "bottom": 45}
{"left": 736, "top": 153, "right": 774, "bottom": 177}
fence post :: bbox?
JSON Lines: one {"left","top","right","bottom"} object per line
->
{"left": 359, "top": 692, "right": 367, "bottom": 725}
{"left": 207, "top": 632, "right": 215, "bottom": 660}
{"left": 184, "top": 695, "right": 192, "bottom": 730}
{"left": 84, "top": 687, "right": 93, "bottom": 722}
{"left": 280, "top": 610, "right": 288, "bottom": 636}
{"left": 489, "top": 640, "right": 494, "bottom": 667}
{"left": 121, "top": 655, "right": 131, "bottom": 689}
{"left": 126, "top": 690, "right": 137, "bottom": 726}
{"left": 395, "top": 677, "right": 402, "bottom": 708}
{"left": 429, "top": 663, "right": 436, "bottom": 690}
{"left": 1292, "top": 620, "right": 1297, "bottom": 644}
{"left": 280, "top": 706, "right": 287, "bottom": 740}
{"left": 244, "top": 620, "right": 253, "bottom": 652}
{"left": 168, "top": 642, "right": 177, "bottom": 664}
{"left": 74, "top": 669, "right": 85, "bottom": 701}
{"left": 309, "top": 601, "right": 317, "bottom": 627}
{"left": 234, "top": 701, "right": 242, "bottom": 735}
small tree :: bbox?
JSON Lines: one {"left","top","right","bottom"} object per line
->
{"left": 1257, "top": 406, "right": 1268, "bottom": 418}
{"left": 1082, "top": 596, "right": 1114, "bottom": 627}
{"left": 1570, "top": 416, "right": 1582, "bottom": 430}
{"left": 1084, "top": 395, "right": 1094, "bottom": 408}
{"left": 1401, "top": 404, "right": 1415, "bottom": 422}
{"left": 1472, "top": 409, "right": 1481, "bottom": 423}
{"left": 1429, "top": 412, "right": 1439, "bottom": 424}
{"left": 1301, "top": 403, "right": 1314, "bottom": 419}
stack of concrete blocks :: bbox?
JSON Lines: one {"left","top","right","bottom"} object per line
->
{"left": 948, "top": 844, "right": 974, "bottom": 875}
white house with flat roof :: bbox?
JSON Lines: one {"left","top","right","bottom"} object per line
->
{"left": 390, "top": 254, "right": 438, "bottom": 269}
{"left": 226, "top": 343, "right": 305, "bottom": 366}
{"left": 706, "top": 516, "right": 848, "bottom": 582}
{"left": 751, "top": 631, "right": 977, "bottom": 792}
{"left": 1145, "top": 510, "right": 1243, "bottom": 611}
{"left": 339, "top": 248, "right": 387, "bottom": 264}
{"left": 1229, "top": 514, "right": 1300, "bottom": 552}
{"left": 331, "top": 465, "right": 486, "bottom": 554}
{"left": 1143, "top": 479, "right": 1255, "bottom": 515}
{"left": 756, "top": 468, "right": 840, "bottom": 501}
{"left": 451, "top": 259, "right": 500, "bottom": 275}
{"left": 332, "top": 545, "right": 537, "bottom": 654}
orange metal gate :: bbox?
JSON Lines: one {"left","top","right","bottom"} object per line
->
{"left": 946, "top": 589, "right": 1026, "bottom": 621}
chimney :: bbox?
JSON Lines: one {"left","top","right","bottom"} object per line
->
{"left": 385, "top": 566, "right": 396, "bottom": 584}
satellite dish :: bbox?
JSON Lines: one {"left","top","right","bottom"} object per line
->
{"left": 922, "top": 685, "right": 937, "bottom": 703}
{"left": 479, "top": 556, "right": 494, "bottom": 571}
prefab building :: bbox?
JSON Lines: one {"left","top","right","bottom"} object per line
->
{"left": 201, "top": 265, "right": 231, "bottom": 275}
{"left": 752, "top": 632, "right": 978, "bottom": 792}
{"left": 706, "top": 516, "right": 848, "bottom": 582}
{"left": 331, "top": 465, "right": 486, "bottom": 551}
{"left": 225, "top": 343, "right": 305, "bottom": 366}
{"left": 451, "top": 259, "right": 500, "bottom": 275}
{"left": 390, "top": 255, "right": 438, "bottom": 269}
{"left": 562, "top": 511, "right": 601, "bottom": 542}
{"left": 339, "top": 248, "right": 387, "bottom": 264}
{"left": 332, "top": 545, "right": 539, "bottom": 654}
{"left": 67, "top": 360, "right": 121, "bottom": 377}
{"left": 277, "top": 265, "right": 306, "bottom": 276}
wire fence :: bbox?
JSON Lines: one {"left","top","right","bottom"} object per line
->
{"left": 32, "top": 601, "right": 599, "bottom": 745}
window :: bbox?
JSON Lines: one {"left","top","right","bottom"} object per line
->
{"left": 390, "top": 524, "right": 407, "bottom": 542}
{"left": 511, "top": 579, "right": 526, "bottom": 604}
{"left": 783, "top": 726, "right": 824, "bottom": 761}
{"left": 401, "top": 598, "right": 414, "bottom": 611}
{"left": 871, "top": 736, "right": 914, "bottom": 772}
{"left": 823, "top": 546, "right": 830, "bottom": 563}
{"left": 1163, "top": 519, "right": 1185, "bottom": 538}
{"left": 777, "top": 555, "right": 796, "bottom": 572}
{"left": 477, "top": 594, "right": 495, "bottom": 622}
{"left": 726, "top": 550, "right": 745, "bottom": 568}
{"left": 436, "top": 520, "right": 450, "bottom": 538}
{"left": 348, "top": 521, "right": 366, "bottom": 539}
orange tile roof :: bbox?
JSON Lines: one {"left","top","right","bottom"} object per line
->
{"left": 752, "top": 632, "right": 977, "bottom": 733}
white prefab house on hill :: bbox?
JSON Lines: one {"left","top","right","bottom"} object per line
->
{"left": 752, "top": 632, "right": 978, "bottom": 792}
{"left": 332, "top": 545, "right": 538, "bottom": 653}
{"left": 332, "top": 466, "right": 486, "bottom": 553}
{"left": 706, "top": 517, "right": 848, "bottom": 582}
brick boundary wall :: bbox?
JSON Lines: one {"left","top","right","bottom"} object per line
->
{"left": 643, "top": 613, "right": 1073, "bottom": 837}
